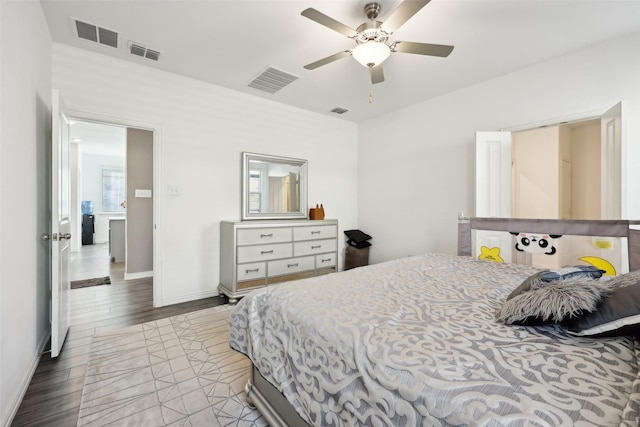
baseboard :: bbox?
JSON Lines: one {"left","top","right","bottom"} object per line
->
{"left": 124, "top": 270, "right": 153, "bottom": 280}
{"left": 2, "top": 330, "right": 50, "bottom": 427}
{"left": 159, "top": 289, "right": 220, "bottom": 307}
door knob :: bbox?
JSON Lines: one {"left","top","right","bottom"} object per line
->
{"left": 60, "top": 233, "right": 72, "bottom": 240}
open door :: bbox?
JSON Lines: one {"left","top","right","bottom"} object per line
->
{"left": 475, "top": 131, "right": 512, "bottom": 217}
{"left": 48, "top": 90, "right": 72, "bottom": 358}
{"left": 601, "top": 102, "right": 622, "bottom": 219}
{"left": 475, "top": 131, "right": 513, "bottom": 262}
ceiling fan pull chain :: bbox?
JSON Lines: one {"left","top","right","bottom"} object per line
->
{"left": 369, "top": 68, "right": 374, "bottom": 103}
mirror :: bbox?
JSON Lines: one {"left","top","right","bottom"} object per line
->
{"left": 242, "top": 152, "right": 308, "bottom": 220}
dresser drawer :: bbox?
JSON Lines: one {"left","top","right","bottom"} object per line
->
{"left": 237, "top": 243, "right": 293, "bottom": 263}
{"left": 294, "top": 238, "right": 337, "bottom": 256}
{"left": 237, "top": 227, "right": 292, "bottom": 245}
{"left": 293, "top": 225, "right": 337, "bottom": 241}
{"left": 268, "top": 256, "right": 315, "bottom": 277}
{"left": 316, "top": 253, "right": 336, "bottom": 268}
{"left": 220, "top": 220, "right": 338, "bottom": 303}
{"left": 237, "top": 262, "right": 266, "bottom": 281}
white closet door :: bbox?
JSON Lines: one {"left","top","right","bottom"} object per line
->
{"left": 475, "top": 131, "right": 512, "bottom": 217}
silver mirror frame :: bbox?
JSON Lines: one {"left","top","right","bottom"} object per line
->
{"left": 241, "top": 152, "right": 308, "bottom": 220}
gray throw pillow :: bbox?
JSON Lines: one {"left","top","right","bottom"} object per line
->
{"left": 496, "top": 274, "right": 616, "bottom": 325}
{"left": 507, "top": 265, "right": 606, "bottom": 301}
{"left": 564, "top": 270, "right": 640, "bottom": 336}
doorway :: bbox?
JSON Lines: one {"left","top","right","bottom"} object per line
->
{"left": 69, "top": 120, "right": 155, "bottom": 287}
{"left": 476, "top": 102, "right": 623, "bottom": 220}
{"left": 70, "top": 120, "right": 126, "bottom": 282}
{"left": 511, "top": 119, "right": 601, "bottom": 220}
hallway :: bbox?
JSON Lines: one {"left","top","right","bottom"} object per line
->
{"left": 70, "top": 243, "right": 120, "bottom": 282}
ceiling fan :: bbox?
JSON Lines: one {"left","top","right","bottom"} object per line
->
{"left": 301, "top": 0, "right": 454, "bottom": 86}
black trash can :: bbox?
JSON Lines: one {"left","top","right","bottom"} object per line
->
{"left": 344, "top": 229, "right": 372, "bottom": 270}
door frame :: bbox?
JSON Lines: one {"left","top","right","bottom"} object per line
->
{"left": 66, "top": 109, "right": 163, "bottom": 307}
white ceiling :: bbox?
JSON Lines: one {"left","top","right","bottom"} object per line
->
{"left": 70, "top": 120, "right": 125, "bottom": 157}
{"left": 41, "top": 0, "right": 640, "bottom": 123}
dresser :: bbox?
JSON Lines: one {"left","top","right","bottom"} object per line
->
{"left": 219, "top": 219, "right": 338, "bottom": 303}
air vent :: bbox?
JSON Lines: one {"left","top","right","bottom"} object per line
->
{"left": 73, "top": 18, "right": 118, "bottom": 48}
{"left": 128, "top": 42, "right": 161, "bottom": 61}
{"left": 248, "top": 67, "right": 299, "bottom": 94}
{"left": 330, "top": 107, "right": 349, "bottom": 114}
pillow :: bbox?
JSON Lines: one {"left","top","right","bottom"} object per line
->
{"left": 506, "top": 265, "right": 606, "bottom": 301}
{"left": 496, "top": 267, "right": 613, "bottom": 326}
{"left": 564, "top": 270, "right": 640, "bottom": 337}
{"left": 536, "top": 265, "right": 606, "bottom": 282}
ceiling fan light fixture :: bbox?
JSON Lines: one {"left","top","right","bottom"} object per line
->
{"left": 352, "top": 41, "right": 391, "bottom": 68}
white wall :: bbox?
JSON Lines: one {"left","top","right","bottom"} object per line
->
{"left": 358, "top": 31, "right": 640, "bottom": 264}
{"left": 52, "top": 43, "right": 359, "bottom": 306}
{"left": 0, "top": 2, "right": 52, "bottom": 425}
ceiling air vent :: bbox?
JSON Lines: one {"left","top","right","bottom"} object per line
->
{"left": 331, "top": 107, "right": 349, "bottom": 114}
{"left": 73, "top": 18, "right": 118, "bottom": 48}
{"left": 248, "top": 67, "right": 299, "bottom": 94}
{"left": 129, "top": 42, "right": 161, "bottom": 61}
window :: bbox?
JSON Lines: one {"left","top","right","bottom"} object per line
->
{"left": 249, "top": 170, "right": 262, "bottom": 213}
{"left": 102, "top": 169, "right": 126, "bottom": 212}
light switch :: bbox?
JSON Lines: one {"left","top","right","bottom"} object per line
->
{"left": 135, "top": 189, "right": 152, "bottom": 198}
{"left": 168, "top": 185, "right": 180, "bottom": 196}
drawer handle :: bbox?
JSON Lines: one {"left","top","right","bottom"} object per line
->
{"left": 245, "top": 268, "right": 260, "bottom": 273}
{"left": 311, "top": 230, "right": 321, "bottom": 234}
{"left": 321, "top": 258, "right": 331, "bottom": 263}
{"left": 311, "top": 245, "right": 321, "bottom": 249}
{"left": 261, "top": 250, "right": 274, "bottom": 255}
{"left": 287, "top": 263, "right": 299, "bottom": 268}
{"left": 260, "top": 233, "right": 273, "bottom": 238}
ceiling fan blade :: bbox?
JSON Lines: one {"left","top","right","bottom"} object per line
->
{"left": 392, "top": 41, "right": 454, "bottom": 57}
{"left": 382, "top": 0, "right": 431, "bottom": 33}
{"left": 301, "top": 8, "right": 358, "bottom": 38}
{"left": 303, "top": 51, "right": 351, "bottom": 70}
{"left": 370, "top": 65, "right": 384, "bottom": 84}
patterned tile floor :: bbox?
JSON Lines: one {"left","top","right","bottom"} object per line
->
{"left": 77, "top": 305, "right": 267, "bottom": 426}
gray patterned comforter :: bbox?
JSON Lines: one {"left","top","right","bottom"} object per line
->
{"left": 229, "top": 253, "right": 640, "bottom": 426}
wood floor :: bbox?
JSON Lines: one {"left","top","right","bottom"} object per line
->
{"left": 11, "top": 244, "right": 227, "bottom": 426}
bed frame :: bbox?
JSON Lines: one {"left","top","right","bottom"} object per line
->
{"left": 244, "top": 217, "right": 640, "bottom": 426}
{"left": 246, "top": 364, "right": 311, "bottom": 427}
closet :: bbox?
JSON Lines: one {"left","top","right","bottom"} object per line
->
{"left": 511, "top": 120, "right": 601, "bottom": 220}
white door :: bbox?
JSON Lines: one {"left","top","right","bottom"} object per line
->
{"left": 601, "top": 102, "right": 622, "bottom": 219}
{"left": 474, "top": 132, "right": 514, "bottom": 262}
{"left": 50, "top": 90, "right": 72, "bottom": 358}
{"left": 475, "top": 131, "right": 512, "bottom": 217}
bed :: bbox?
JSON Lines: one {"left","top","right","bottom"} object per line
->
{"left": 229, "top": 218, "right": 640, "bottom": 426}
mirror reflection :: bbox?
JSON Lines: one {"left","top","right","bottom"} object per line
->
{"left": 242, "top": 152, "right": 308, "bottom": 220}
